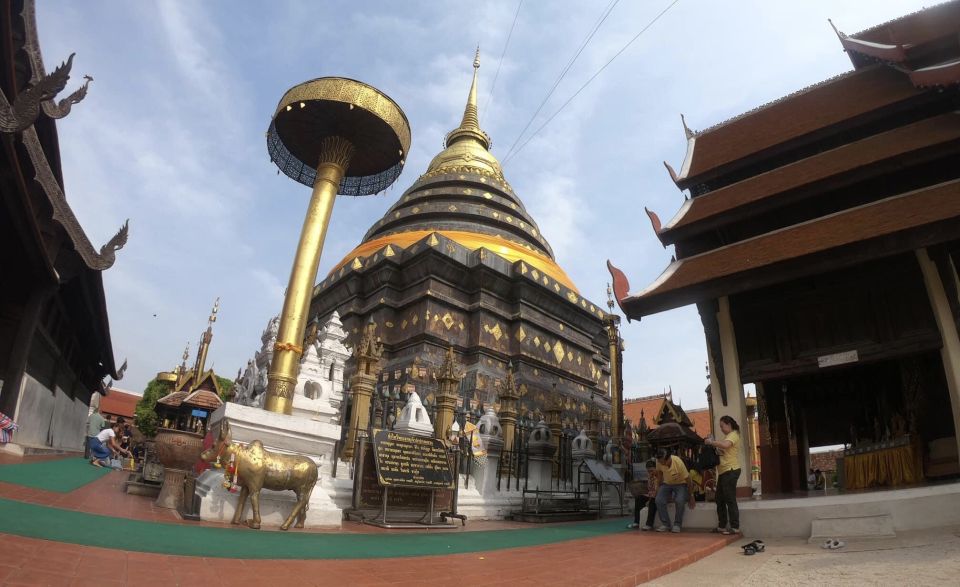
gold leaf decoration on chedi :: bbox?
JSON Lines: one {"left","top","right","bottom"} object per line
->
{"left": 553, "top": 341, "right": 565, "bottom": 363}
{"left": 483, "top": 323, "right": 503, "bottom": 341}
{"left": 441, "top": 313, "right": 455, "bottom": 330}
{"left": 515, "top": 327, "right": 527, "bottom": 342}
{"left": 533, "top": 336, "right": 541, "bottom": 347}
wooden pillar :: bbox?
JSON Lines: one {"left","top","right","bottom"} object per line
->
{"left": 916, "top": 248, "right": 960, "bottom": 464}
{"left": 706, "top": 296, "right": 753, "bottom": 493}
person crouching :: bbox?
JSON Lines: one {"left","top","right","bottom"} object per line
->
{"left": 89, "top": 421, "right": 131, "bottom": 467}
{"left": 654, "top": 447, "right": 692, "bottom": 533}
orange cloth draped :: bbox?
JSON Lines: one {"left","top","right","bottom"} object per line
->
{"left": 843, "top": 443, "right": 919, "bottom": 490}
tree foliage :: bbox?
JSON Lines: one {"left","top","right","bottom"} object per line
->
{"left": 134, "top": 378, "right": 168, "bottom": 438}
{"left": 216, "top": 375, "right": 234, "bottom": 401}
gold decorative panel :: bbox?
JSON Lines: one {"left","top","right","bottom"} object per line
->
{"left": 553, "top": 341, "right": 565, "bottom": 363}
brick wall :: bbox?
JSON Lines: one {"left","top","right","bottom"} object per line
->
{"left": 810, "top": 450, "right": 843, "bottom": 472}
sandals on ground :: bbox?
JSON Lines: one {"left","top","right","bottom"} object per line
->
{"left": 741, "top": 540, "right": 765, "bottom": 555}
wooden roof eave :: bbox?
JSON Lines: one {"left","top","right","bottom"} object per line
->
{"left": 909, "top": 58, "right": 960, "bottom": 88}
{"left": 675, "top": 66, "right": 925, "bottom": 189}
{"left": 658, "top": 112, "right": 960, "bottom": 245}
{"left": 618, "top": 179, "right": 960, "bottom": 319}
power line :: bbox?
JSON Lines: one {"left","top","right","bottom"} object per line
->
{"left": 483, "top": 0, "right": 523, "bottom": 124}
{"left": 503, "top": 0, "right": 681, "bottom": 165}
{"left": 502, "top": 0, "right": 620, "bottom": 161}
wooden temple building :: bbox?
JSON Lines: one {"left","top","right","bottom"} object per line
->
{"left": 610, "top": 3, "right": 960, "bottom": 495}
{"left": 311, "top": 56, "right": 614, "bottom": 434}
{"left": 0, "top": 0, "right": 127, "bottom": 452}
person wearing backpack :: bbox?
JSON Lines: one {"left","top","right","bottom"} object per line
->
{"left": 705, "top": 415, "right": 742, "bottom": 535}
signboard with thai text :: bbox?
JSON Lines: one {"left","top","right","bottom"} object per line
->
{"left": 817, "top": 350, "right": 859, "bottom": 368}
{"left": 372, "top": 430, "right": 454, "bottom": 488}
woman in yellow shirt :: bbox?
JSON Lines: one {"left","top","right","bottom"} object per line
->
{"left": 705, "top": 415, "right": 742, "bottom": 535}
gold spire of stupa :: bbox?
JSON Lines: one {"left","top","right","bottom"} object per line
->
{"left": 447, "top": 47, "right": 485, "bottom": 147}
{"left": 424, "top": 48, "right": 503, "bottom": 180}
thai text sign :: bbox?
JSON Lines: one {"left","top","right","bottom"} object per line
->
{"left": 372, "top": 430, "right": 454, "bottom": 489}
{"left": 817, "top": 350, "right": 859, "bottom": 368}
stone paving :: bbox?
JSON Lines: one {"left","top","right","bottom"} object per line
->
{"left": 0, "top": 454, "right": 735, "bottom": 586}
{"left": 650, "top": 526, "right": 960, "bottom": 586}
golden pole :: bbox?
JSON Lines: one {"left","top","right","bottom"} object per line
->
{"left": 606, "top": 315, "right": 622, "bottom": 439}
{"left": 265, "top": 137, "right": 355, "bottom": 414}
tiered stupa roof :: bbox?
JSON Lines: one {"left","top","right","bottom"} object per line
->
{"left": 326, "top": 50, "right": 580, "bottom": 295}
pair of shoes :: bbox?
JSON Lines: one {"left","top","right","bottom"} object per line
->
{"left": 656, "top": 526, "right": 669, "bottom": 532}
{"left": 712, "top": 527, "right": 726, "bottom": 533}
{"left": 641, "top": 525, "right": 653, "bottom": 531}
{"left": 821, "top": 538, "right": 845, "bottom": 550}
{"left": 627, "top": 522, "right": 639, "bottom": 529}
{"left": 742, "top": 540, "right": 766, "bottom": 555}
{"left": 671, "top": 525, "right": 681, "bottom": 533}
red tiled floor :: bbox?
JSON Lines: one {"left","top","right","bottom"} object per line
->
{"left": 0, "top": 455, "right": 736, "bottom": 585}
{"left": 0, "top": 531, "right": 735, "bottom": 586}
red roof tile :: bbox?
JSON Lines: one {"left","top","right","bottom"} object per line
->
{"left": 100, "top": 388, "right": 140, "bottom": 419}
{"left": 662, "top": 113, "right": 960, "bottom": 241}
{"left": 623, "top": 395, "right": 711, "bottom": 437}
{"left": 682, "top": 67, "right": 922, "bottom": 186}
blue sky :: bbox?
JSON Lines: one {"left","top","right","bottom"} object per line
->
{"left": 38, "top": 0, "right": 929, "bottom": 405}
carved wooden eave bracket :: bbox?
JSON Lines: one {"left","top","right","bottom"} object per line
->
{"left": 1, "top": 1, "right": 128, "bottom": 272}
{"left": 0, "top": 52, "right": 91, "bottom": 133}
{"left": 697, "top": 299, "right": 727, "bottom": 406}
{"left": 644, "top": 207, "right": 666, "bottom": 248}
{"left": 664, "top": 114, "right": 697, "bottom": 189}
{"left": 605, "top": 260, "right": 632, "bottom": 323}
{"left": 19, "top": 123, "right": 129, "bottom": 271}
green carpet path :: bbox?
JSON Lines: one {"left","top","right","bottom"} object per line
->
{"left": 0, "top": 458, "right": 109, "bottom": 493}
{"left": 0, "top": 498, "right": 625, "bottom": 559}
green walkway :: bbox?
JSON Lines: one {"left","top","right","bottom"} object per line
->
{"left": 0, "top": 458, "right": 109, "bottom": 493}
{"left": 0, "top": 498, "right": 624, "bottom": 559}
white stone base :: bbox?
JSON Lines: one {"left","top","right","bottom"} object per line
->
{"left": 196, "top": 469, "right": 342, "bottom": 529}
{"left": 456, "top": 485, "right": 524, "bottom": 520}
{"left": 210, "top": 403, "right": 341, "bottom": 478}
{"left": 196, "top": 403, "right": 345, "bottom": 528}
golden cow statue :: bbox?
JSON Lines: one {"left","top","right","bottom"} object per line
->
{"left": 200, "top": 420, "right": 318, "bottom": 530}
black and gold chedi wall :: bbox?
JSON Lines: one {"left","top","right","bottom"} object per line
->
{"left": 309, "top": 58, "right": 612, "bottom": 429}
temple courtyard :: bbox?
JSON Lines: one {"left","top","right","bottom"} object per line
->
{"left": 0, "top": 454, "right": 737, "bottom": 586}
{"left": 3, "top": 454, "right": 959, "bottom": 586}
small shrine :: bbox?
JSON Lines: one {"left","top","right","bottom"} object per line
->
{"left": 646, "top": 398, "right": 703, "bottom": 462}
{"left": 154, "top": 299, "right": 225, "bottom": 435}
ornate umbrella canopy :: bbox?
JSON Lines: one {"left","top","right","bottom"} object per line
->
{"left": 267, "top": 77, "right": 411, "bottom": 195}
